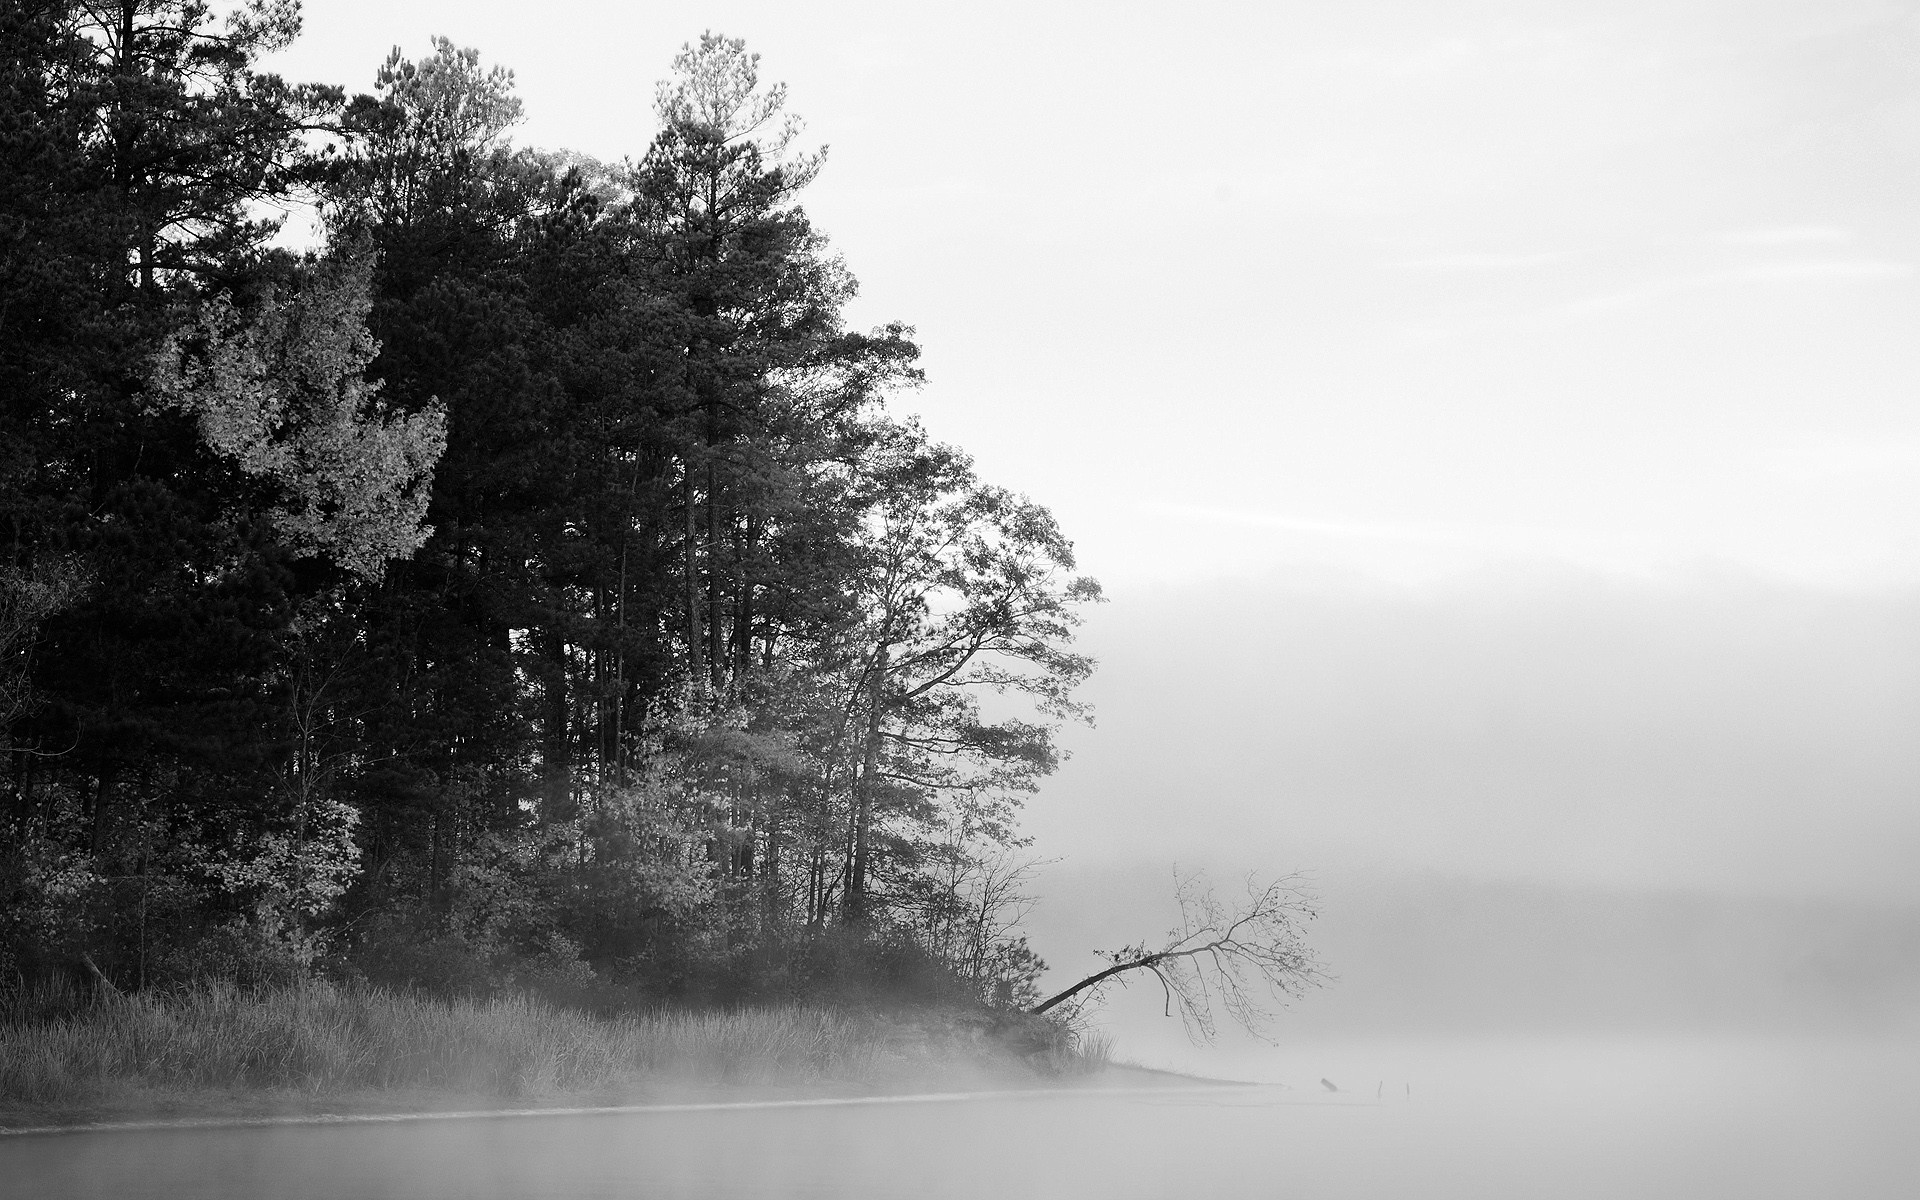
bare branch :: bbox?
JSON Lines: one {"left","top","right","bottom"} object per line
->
{"left": 1031, "top": 869, "right": 1328, "bottom": 1043}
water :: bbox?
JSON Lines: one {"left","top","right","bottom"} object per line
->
{"left": 5, "top": 1036, "right": 1916, "bottom": 1199}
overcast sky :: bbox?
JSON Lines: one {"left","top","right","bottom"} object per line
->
{"left": 268, "top": 1, "right": 1920, "bottom": 903}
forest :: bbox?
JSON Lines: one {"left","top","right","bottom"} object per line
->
{"left": 0, "top": 0, "right": 1103, "bottom": 1012}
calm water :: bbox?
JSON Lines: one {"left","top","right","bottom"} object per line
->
{"left": 4, "top": 1037, "right": 1916, "bottom": 1199}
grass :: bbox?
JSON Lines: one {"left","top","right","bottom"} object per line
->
{"left": 0, "top": 979, "right": 1112, "bottom": 1123}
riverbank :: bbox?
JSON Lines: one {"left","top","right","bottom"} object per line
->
{"left": 0, "top": 982, "right": 1133, "bottom": 1131}
{"left": 0, "top": 1066, "right": 1231, "bottom": 1137}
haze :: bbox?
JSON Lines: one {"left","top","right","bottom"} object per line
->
{"left": 2, "top": 4, "right": 1913, "bottom": 1197}
{"left": 261, "top": 0, "right": 1919, "bottom": 1034}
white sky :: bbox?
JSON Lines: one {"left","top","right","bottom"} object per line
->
{"left": 271, "top": 0, "right": 1920, "bottom": 592}
{"left": 267, "top": 1, "right": 1920, "bottom": 901}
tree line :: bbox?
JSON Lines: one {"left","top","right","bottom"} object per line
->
{"left": 0, "top": 1, "right": 1101, "bottom": 1007}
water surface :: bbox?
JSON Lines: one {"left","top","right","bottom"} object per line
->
{"left": 5, "top": 1036, "right": 1914, "bottom": 1199}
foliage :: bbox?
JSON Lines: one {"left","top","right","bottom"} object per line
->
{"left": 0, "top": 981, "right": 1107, "bottom": 1111}
{"left": 149, "top": 254, "right": 448, "bottom": 579}
{"left": 0, "top": 559, "right": 90, "bottom": 742}
{"left": 0, "top": 16, "right": 1099, "bottom": 1017}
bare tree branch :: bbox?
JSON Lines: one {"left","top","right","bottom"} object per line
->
{"left": 1031, "top": 870, "right": 1328, "bottom": 1042}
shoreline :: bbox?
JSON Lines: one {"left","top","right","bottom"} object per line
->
{"left": 0, "top": 984, "right": 1244, "bottom": 1134}
{"left": 0, "top": 1062, "right": 1250, "bottom": 1138}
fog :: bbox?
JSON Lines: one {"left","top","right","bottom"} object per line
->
{"left": 991, "top": 563, "right": 1920, "bottom": 1199}
{"left": 19, "top": 567, "right": 1915, "bottom": 1198}
{"left": 9, "top": 1, "right": 1916, "bottom": 1194}
{"left": 12, "top": 1041, "right": 1918, "bottom": 1199}
{"left": 1031, "top": 865, "right": 1920, "bottom": 1044}
{"left": 1015, "top": 564, "right": 1920, "bottom": 1080}
{"left": 1027, "top": 564, "right": 1920, "bottom": 902}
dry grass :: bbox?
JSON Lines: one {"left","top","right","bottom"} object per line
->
{"left": 0, "top": 980, "right": 1105, "bottom": 1115}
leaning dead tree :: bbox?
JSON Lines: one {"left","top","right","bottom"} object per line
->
{"left": 1031, "top": 871, "right": 1327, "bottom": 1041}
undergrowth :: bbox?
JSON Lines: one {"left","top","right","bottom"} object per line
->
{"left": 0, "top": 978, "right": 1107, "bottom": 1111}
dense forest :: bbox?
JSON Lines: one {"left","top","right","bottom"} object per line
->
{"left": 0, "top": 0, "right": 1101, "bottom": 1009}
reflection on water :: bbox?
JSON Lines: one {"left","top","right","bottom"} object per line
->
{"left": 4, "top": 1037, "right": 1916, "bottom": 1200}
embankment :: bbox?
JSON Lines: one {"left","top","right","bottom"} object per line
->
{"left": 0, "top": 982, "right": 1123, "bottom": 1130}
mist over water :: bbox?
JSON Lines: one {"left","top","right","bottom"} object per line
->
{"left": 7, "top": 1036, "right": 1917, "bottom": 1199}
{"left": 15, "top": 537, "right": 1918, "bottom": 1197}
{"left": 11, "top": 865, "right": 1918, "bottom": 1199}
{"left": 1025, "top": 568, "right": 1920, "bottom": 903}
{"left": 6, "top": 4, "right": 1917, "bottom": 1193}
{"left": 1029, "top": 864, "right": 1920, "bottom": 1042}
{"left": 13, "top": 576, "right": 1919, "bottom": 1197}
{"left": 951, "top": 565, "right": 1920, "bottom": 1199}
{"left": 13, "top": 865, "right": 1914, "bottom": 1200}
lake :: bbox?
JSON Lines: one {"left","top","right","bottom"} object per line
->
{"left": 4, "top": 1036, "right": 1915, "bottom": 1199}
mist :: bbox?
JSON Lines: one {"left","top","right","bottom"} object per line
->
{"left": 6, "top": 0, "right": 1918, "bottom": 1194}
{"left": 1029, "top": 562, "right": 1920, "bottom": 902}
{"left": 1012, "top": 561, "right": 1920, "bottom": 1070}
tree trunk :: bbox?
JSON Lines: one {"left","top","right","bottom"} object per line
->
{"left": 541, "top": 628, "right": 572, "bottom": 818}
{"left": 844, "top": 648, "right": 889, "bottom": 927}
{"left": 706, "top": 460, "right": 724, "bottom": 686}
{"left": 1030, "top": 954, "right": 1163, "bottom": 1015}
{"left": 761, "top": 801, "right": 782, "bottom": 930}
{"left": 87, "top": 767, "right": 116, "bottom": 856}
{"left": 733, "top": 514, "right": 755, "bottom": 677}
{"left": 684, "top": 461, "right": 703, "bottom": 683}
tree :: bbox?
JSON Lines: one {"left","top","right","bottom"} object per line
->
{"left": 313, "top": 37, "right": 586, "bottom": 937}
{"left": 0, "top": 0, "right": 363, "bottom": 987}
{"left": 59, "top": 0, "right": 340, "bottom": 294}
{"left": 0, "top": 560, "right": 89, "bottom": 752}
{"left": 1, "top": 17, "right": 1104, "bottom": 1001}
{"left": 1031, "top": 872, "right": 1327, "bottom": 1041}
{"left": 148, "top": 252, "right": 448, "bottom": 580}
{"left": 336, "top": 37, "right": 523, "bottom": 234}
{"left": 626, "top": 30, "right": 839, "bottom": 688}
{"left": 904, "top": 820, "right": 1052, "bottom": 1007}
{"left": 824, "top": 422, "right": 1101, "bottom": 926}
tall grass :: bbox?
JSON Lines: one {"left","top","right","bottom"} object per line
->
{"left": 0, "top": 980, "right": 1104, "bottom": 1112}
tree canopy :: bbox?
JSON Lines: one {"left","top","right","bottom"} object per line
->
{"left": 1, "top": 10, "right": 1100, "bottom": 1008}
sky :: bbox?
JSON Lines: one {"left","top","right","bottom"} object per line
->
{"left": 264, "top": 1, "right": 1920, "bottom": 910}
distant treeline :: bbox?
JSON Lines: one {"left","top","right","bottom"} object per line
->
{"left": 0, "top": 2, "right": 1099, "bottom": 1007}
